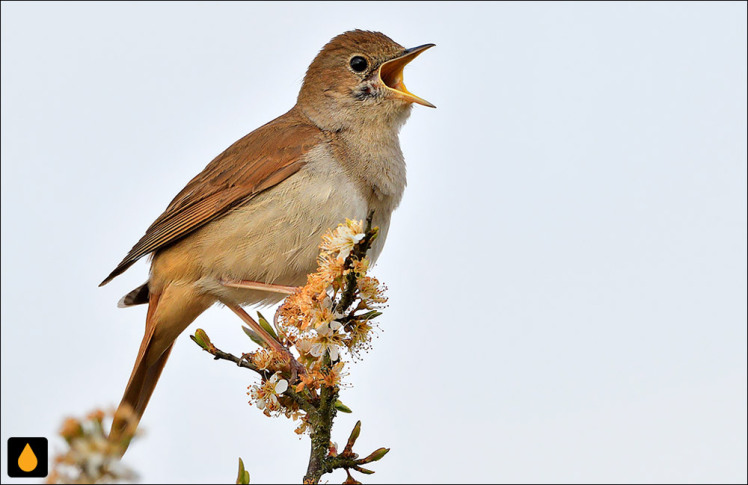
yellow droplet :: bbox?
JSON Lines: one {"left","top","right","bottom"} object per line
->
{"left": 18, "top": 443, "right": 38, "bottom": 472}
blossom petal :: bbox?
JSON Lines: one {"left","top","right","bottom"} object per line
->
{"left": 310, "top": 343, "right": 323, "bottom": 357}
{"left": 274, "top": 379, "right": 288, "bottom": 394}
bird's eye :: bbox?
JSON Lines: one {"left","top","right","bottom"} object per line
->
{"left": 349, "top": 56, "right": 368, "bottom": 73}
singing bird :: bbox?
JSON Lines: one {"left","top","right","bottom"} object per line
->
{"left": 101, "top": 30, "right": 434, "bottom": 446}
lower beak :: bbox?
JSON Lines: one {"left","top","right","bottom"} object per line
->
{"left": 378, "top": 43, "right": 435, "bottom": 108}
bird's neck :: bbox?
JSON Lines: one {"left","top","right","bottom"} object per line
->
{"left": 331, "top": 118, "right": 408, "bottom": 213}
{"left": 292, "top": 103, "right": 410, "bottom": 212}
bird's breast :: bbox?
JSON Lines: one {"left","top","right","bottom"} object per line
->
{"left": 165, "top": 145, "right": 391, "bottom": 306}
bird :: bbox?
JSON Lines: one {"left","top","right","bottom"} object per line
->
{"left": 101, "top": 29, "right": 434, "bottom": 448}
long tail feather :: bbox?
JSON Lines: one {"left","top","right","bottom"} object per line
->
{"left": 109, "top": 292, "right": 167, "bottom": 454}
{"left": 109, "top": 283, "right": 212, "bottom": 455}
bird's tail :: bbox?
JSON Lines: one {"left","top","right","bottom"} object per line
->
{"left": 109, "top": 285, "right": 211, "bottom": 455}
{"left": 109, "top": 291, "right": 169, "bottom": 454}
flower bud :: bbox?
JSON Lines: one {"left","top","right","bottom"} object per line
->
{"left": 345, "top": 421, "right": 362, "bottom": 451}
{"left": 191, "top": 328, "right": 211, "bottom": 349}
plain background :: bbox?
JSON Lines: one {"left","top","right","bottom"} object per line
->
{"left": 2, "top": 2, "right": 746, "bottom": 483}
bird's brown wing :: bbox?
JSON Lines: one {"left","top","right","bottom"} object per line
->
{"left": 100, "top": 108, "right": 324, "bottom": 286}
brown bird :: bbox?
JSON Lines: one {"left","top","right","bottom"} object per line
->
{"left": 101, "top": 30, "right": 434, "bottom": 447}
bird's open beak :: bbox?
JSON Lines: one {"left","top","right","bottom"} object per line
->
{"left": 378, "top": 43, "right": 435, "bottom": 108}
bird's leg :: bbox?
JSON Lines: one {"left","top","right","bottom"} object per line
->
{"left": 225, "top": 303, "right": 305, "bottom": 379}
{"left": 237, "top": 352, "right": 253, "bottom": 367}
{"left": 221, "top": 279, "right": 297, "bottom": 294}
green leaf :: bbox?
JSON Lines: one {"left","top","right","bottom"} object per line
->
{"left": 354, "top": 466, "right": 375, "bottom": 475}
{"left": 357, "top": 310, "right": 382, "bottom": 321}
{"left": 236, "top": 457, "right": 250, "bottom": 484}
{"left": 360, "top": 447, "right": 389, "bottom": 464}
{"left": 242, "top": 326, "right": 268, "bottom": 349}
{"left": 257, "top": 312, "right": 278, "bottom": 341}
{"left": 334, "top": 400, "right": 353, "bottom": 413}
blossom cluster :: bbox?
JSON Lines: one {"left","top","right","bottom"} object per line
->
{"left": 245, "top": 219, "right": 387, "bottom": 430}
{"left": 47, "top": 408, "right": 138, "bottom": 484}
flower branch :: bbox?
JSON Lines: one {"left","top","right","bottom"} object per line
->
{"left": 190, "top": 214, "right": 391, "bottom": 483}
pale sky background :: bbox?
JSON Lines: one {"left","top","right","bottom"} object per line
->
{"left": 1, "top": 2, "right": 746, "bottom": 483}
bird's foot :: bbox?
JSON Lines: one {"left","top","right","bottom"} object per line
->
{"left": 226, "top": 302, "right": 306, "bottom": 381}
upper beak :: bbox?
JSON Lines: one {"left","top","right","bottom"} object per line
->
{"left": 378, "top": 43, "right": 436, "bottom": 108}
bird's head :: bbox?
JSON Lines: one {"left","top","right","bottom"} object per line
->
{"left": 297, "top": 30, "right": 434, "bottom": 132}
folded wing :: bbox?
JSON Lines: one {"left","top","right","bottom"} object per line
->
{"left": 100, "top": 108, "right": 324, "bottom": 286}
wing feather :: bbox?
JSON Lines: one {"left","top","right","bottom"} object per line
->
{"left": 100, "top": 108, "right": 324, "bottom": 286}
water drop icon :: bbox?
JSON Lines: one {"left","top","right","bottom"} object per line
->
{"left": 18, "top": 443, "right": 38, "bottom": 472}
